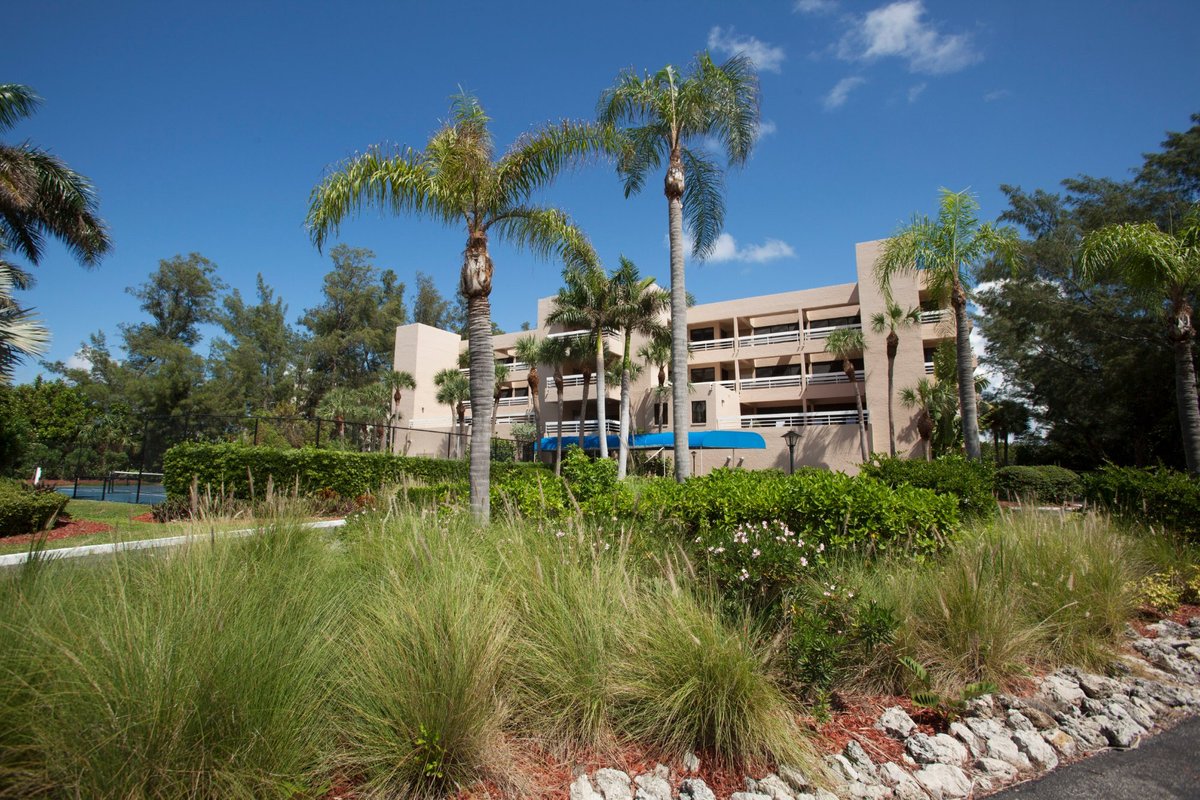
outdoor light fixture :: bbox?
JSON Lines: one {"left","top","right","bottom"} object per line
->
{"left": 782, "top": 429, "right": 801, "bottom": 474}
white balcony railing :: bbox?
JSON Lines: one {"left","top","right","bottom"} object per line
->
{"left": 737, "top": 374, "right": 804, "bottom": 390}
{"left": 806, "top": 370, "right": 864, "bottom": 385}
{"left": 924, "top": 362, "right": 935, "bottom": 375}
{"left": 804, "top": 323, "right": 862, "bottom": 341}
{"left": 689, "top": 336, "right": 736, "bottom": 353}
{"left": 546, "top": 329, "right": 589, "bottom": 340}
{"left": 497, "top": 395, "right": 531, "bottom": 407}
{"left": 718, "top": 409, "right": 867, "bottom": 429}
{"left": 738, "top": 329, "right": 801, "bottom": 348}
{"left": 554, "top": 419, "right": 621, "bottom": 435}
{"left": 921, "top": 309, "right": 951, "bottom": 325}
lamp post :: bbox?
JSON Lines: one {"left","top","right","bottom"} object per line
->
{"left": 782, "top": 429, "right": 801, "bottom": 475}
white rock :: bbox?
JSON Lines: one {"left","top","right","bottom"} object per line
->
{"left": 1012, "top": 730, "right": 1059, "bottom": 771}
{"left": 755, "top": 774, "right": 796, "bottom": 800}
{"left": 846, "top": 782, "right": 892, "bottom": 800}
{"left": 683, "top": 751, "right": 701, "bottom": 773}
{"left": 679, "top": 778, "right": 716, "bottom": 800}
{"left": 826, "top": 754, "right": 860, "bottom": 783}
{"left": 1099, "top": 716, "right": 1143, "bottom": 748}
{"left": 912, "top": 764, "right": 972, "bottom": 800}
{"left": 844, "top": 740, "right": 880, "bottom": 782}
{"left": 1040, "top": 674, "right": 1086, "bottom": 712}
{"left": 1077, "top": 672, "right": 1118, "bottom": 699}
{"left": 633, "top": 772, "right": 673, "bottom": 800}
{"left": 964, "top": 716, "right": 1006, "bottom": 741}
{"left": 571, "top": 775, "right": 604, "bottom": 800}
{"left": 878, "top": 762, "right": 929, "bottom": 800}
{"left": 983, "top": 734, "right": 1032, "bottom": 772}
{"left": 729, "top": 794, "right": 772, "bottom": 800}
{"left": 877, "top": 706, "right": 918, "bottom": 739}
{"left": 973, "top": 757, "right": 1018, "bottom": 782}
{"left": 593, "top": 768, "right": 633, "bottom": 800}
{"left": 947, "top": 722, "right": 984, "bottom": 758}
{"left": 777, "top": 765, "right": 810, "bottom": 793}
{"left": 1006, "top": 710, "right": 1036, "bottom": 732}
{"left": 906, "top": 733, "right": 968, "bottom": 766}
{"left": 1042, "top": 728, "right": 1078, "bottom": 758}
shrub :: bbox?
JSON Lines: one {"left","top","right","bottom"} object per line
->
{"left": 862, "top": 455, "right": 997, "bottom": 518}
{"left": 697, "top": 519, "right": 825, "bottom": 612}
{"left": 995, "top": 465, "right": 1082, "bottom": 504}
{"left": 1083, "top": 465, "right": 1200, "bottom": 540}
{"left": 1131, "top": 572, "right": 1183, "bottom": 613}
{"left": 491, "top": 468, "right": 569, "bottom": 520}
{"left": 0, "top": 479, "right": 68, "bottom": 537}
{"left": 560, "top": 446, "right": 618, "bottom": 505}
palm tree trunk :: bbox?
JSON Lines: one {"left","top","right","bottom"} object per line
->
{"left": 463, "top": 233, "right": 494, "bottom": 523}
{"left": 1172, "top": 321, "right": 1200, "bottom": 474}
{"left": 595, "top": 334, "right": 609, "bottom": 459}
{"left": 848, "top": 363, "right": 868, "bottom": 462}
{"left": 886, "top": 332, "right": 898, "bottom": 458}
{"left": 555, "top": 382, "right": 565, "bottom": 475}
{"left": 579, "top": 370, "right": 591, "bottom": 433}
{"left": 448, "top": 408, "right": 456, "bottom": 457}
{"left": 666, "top": 154, "right": 690, "bottom": 482}
{"left": 618, "top": 333, "right": 633, "bottom": 479}
{"left": 952, "top": 284, "right": 982, "bottom": 460}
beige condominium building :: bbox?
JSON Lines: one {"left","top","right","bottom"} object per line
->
{"left": 391, "top": 240, "right": 954, "bottom": 474}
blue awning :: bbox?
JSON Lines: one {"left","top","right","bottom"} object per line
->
{"left": 537, "top": 431, "right": 766, "bottom": 451}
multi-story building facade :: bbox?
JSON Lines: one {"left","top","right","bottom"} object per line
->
{"left": 392, "top": 240, "right": 954, "bottom": 474}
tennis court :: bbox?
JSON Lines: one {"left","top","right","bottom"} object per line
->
{"left": 54, "top": 472, "right": 166, "bottom": 505}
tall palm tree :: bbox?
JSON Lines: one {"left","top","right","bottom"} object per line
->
{"left": 513, "top": 335, "right": 543, "bottom": 442}
{"left": 1080, "top": 208, "right": 1200, "bottom": 473}
{"left": 539, "top": 335, "right": 573, "bottom": 474}
{"left": 875, "top": 189, "right": 1020, "bottom": 461}
{"left": 824, "top": 328, "right": 869, "bottom": 462}
{"left": 434, "top": 367, "right": 469, "bottom": 459}
{"left": 611, "top": 257, "right": 668, "bottom": 478}
{"left": 900, "top": 377, "right": 948, "bottom": 462}
{"left": 870, "top": 302, "right": 922, "bottom": 457}
{"left": 981, "top": 396, "right": 1030, "bottom": 466}
{"left": 638, "top": 334, "right": 672, "bottom": 434}
{"left": 547, "top": 267, "right": 620, "bottom": 458}
{"left": 0, "top": 84, "right": 111, "bottom": 270}
{"left": 598, "top": 53, "right": 760, "bottom": 482}
{"left": 491, "top": 361, "right": 510, "bottom": 439}
{"left": 385, "top": 370, "right": 416, "bottom": 452}
{"left": 307, "top": 93, "right": 613, "bottom": 521}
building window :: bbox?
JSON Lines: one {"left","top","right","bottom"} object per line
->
{"left": 692, "top": 401, "right": 707, "bottom": 425}
{"left": 654, "top": 402, "right": 669, "bottom": 426}
{"left": 691, "top": 367, "right": 715, "bottom": 383}
{"left": 689, "top": 327, "right": 715, "bottom": 342}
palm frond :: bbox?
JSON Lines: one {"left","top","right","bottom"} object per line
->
{"left": 681, "top": 52, "right": 760, "bottom": 167}
{"left": 495, "top": 121, "right": 621, "bottom": 207}
{"left": 486, "top": 206, "right": 598, "bottom": 271}
{"left": 1079, "top": 221, "right": 1186, "bottom": 297}
{"left": 680, "top": 147, "right": 725, "bottom": 258}
{"left": 0, "top": 85, "right": 40, "bottom": 133}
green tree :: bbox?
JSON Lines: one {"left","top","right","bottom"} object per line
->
{"left": 900, "top": 377, "right": 953, "bottom": 462}
{"left": 385, "top": 370, "right": 417, "bottom": 451}
{"left": 207, "top": 274, "right": 299, "bottom": 414}
{"left": 876, "top": 189, "right": 1020, "bottom": 461}
{"left": 982, "top": 395, "right": 1030, "bottom": 466}
{"left": 610, "top": 257, "right": 668, "bottom": 478}
{"left": 307, "top": 93, "right": 613, "bottom": 521}
{"left": 410, "top": 271, "right": 452, "bottom": 329}
{"left": 547, "top": 266, "right": 622, "bottom": 459}
{"left": 299, "top": 244, "right": 407, "bottom": 405}
{"left": 870, "top": 301, "right": 922, "bottom": 457}
{"left": 514, "top": 334, "right": 545, "bottom": 442}
{"left": 638, "top": 334, "right": 672, "bottom": 434}
{"left": 1080, "top": 208, "right": 1200, "bottom": 473}
{"left": 824, "top": 328, "right": 869, "bottom": 462}
{"left": 599, "top": 52, "right": 760, "bottom": 481}
{"left": 434, "top": 367, "right": 469, "bottom": 458}
{"left": 0, "top": 84, "right": 110, "bottom": 271}
{"left": 540, "top": 335, "right": 573, "bottom": 474}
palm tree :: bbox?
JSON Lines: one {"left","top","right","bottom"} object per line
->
{"left": 824, "top": 328, "right": 869, "bottom": 462}
{"left": 307, "top": 93, "right": 613, "bottom": 521}
{"left": 611, "top": 257, "right": 668, "bottom": 478}
{"left": 547, "top": 267, "right": 620, "bottom": 458}
{"left": 513, "top": 335, "right": 544, "bottom": 442}
{"left": 638, "top": 334, "right": 672, "bottom": 434}
{"left": 491, "top": 361, "right": 510, "bottom": 439}
{"left": 0, "top": 85, "right": 111, "bottom": 270}
{"left": 317, "top": 386, "right": 357, "bottom": 441}
{"left": 981, "top": 396, "right": 1030, "bottom": 466}
{"left": 434, "top": 367, "right": 469, "bottom": 458}
{"left": 900, "top": 378, "right": 947, "bottom": 462}
{"left": 1080, "top": 209, "right": 1200, "bottom": 473}
{"left": 599, "top": 53, "right": 760, "bottom": 481}
{"left": 0, "top": 251, "right": 49, "bottom": 380}
{"left": 870, "top": 302, "right": 922, "bottom": 457}
{"left": 875, "top": 189, "right": 1020, "bottom": 461}
{"left": 385, "top": 370, "right": 416, "bottom": 452}
{"left": 539, "top": 335, "right": 573, "bottom": 474}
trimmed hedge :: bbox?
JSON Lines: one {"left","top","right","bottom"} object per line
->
{"left": 0, "top": 479, "right": 68, "bottom": 537}
{"left": 588, "top": 468, "right": 960, "bottom": 556}
{"left": 995, "top": 465, "right": 1082, "bottom": 504}
{"left": 162, "top": 442, "right": 554, "bottom": 502}
{"left": 1083, "top": 465, "right": 1200, "bottom": 540}
{"left": 860, "top": 455, "right": 997, "bottom": 518}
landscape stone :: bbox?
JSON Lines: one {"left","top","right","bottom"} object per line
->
{"left": 826, "top": 754, "right": 860, "bottom": 783}
{"left": 593, "top": 769, "right": 633, "bottom": 800}
{"left": 729, "top": 794, "right": 771, "bottom": 800}
{"left": 755, "top": 774, "right": 797, "bottom": 800}
{"left": 906, "top": 733, "right": 968, "bottom": 766}
{"left": 1042, "top": 728, "right": 1078, "bottom": 758}
{"left": 1012, "top": 730, "right": 1059, "bottom": 771}
{"left": 878, "top": 762, "right": 930, "bottom": 800}
{"left": 844, "top": 740, "right": 880, "bottom": 782}
{"left": 1099, "top": 715, "right": 1143, "bottom": 748}
{"left": 947, "top": 722, "right": 984, "bottom": 758}
{"left": 633, "top": 772, "right": 673, "bottom": 800}
{"left": 1076, "top": 672, "right": 1118, "bottom": 699}
{"left": 846, "top": 782, "right": 893, "bottom": 800}
{"left": 877, "top": 706, "right": 917, "bottom": 739}
{"left": 1040, "top": 674, "right": 1085, "bottom": 712}
{"left": 678, "top": 778, "right": 716, "bottom": 800}
{"left": 683, "top": 752, "right": 701, "bottom": 773}
{"left": 1057, "top": 715, "right": 1108, "bottom": 750}
{"left": 1006, "top": 710, "right": 1035, "bottom": 732}
{"left": 983, "top": 733, "right": 1033, "bottom": 772}
{"left": 777, "top": 765, "right": 811, "bottom": 792}
{"left": 571, "top": 775, "right": 604, "bottom": 800}
{"left": 912, "top": 764, "right": 972, "bottom": 800}
{"left": 973, "top": 757, "right": 1018, "bottom": 783}
{"left": 1020, "top": 707, "right": 1057, "bottom": 730}
{"left": 964, "top": 716, "right": 1006, "bottom": 742}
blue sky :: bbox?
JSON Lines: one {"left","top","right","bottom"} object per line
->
{"left": 6, "top": 0, "right": 1200, "bottom": 383}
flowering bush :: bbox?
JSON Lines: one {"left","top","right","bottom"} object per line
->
{"left": 696, "top": 519, "right": 825, "bottom": 609}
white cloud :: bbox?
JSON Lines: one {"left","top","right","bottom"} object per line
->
{"left": 823, "top": 76, "right": 866, "bottom": 110}
{"left": 703, "top": 233, "right": 796, "bottom": 264}
{"left": 794, "top": 0, "right": 838, "bottom": 13}
{"left": 707, "top": 26, "right": 786, "bottom": 73}
{"left": 907, "top": 82, "right": 927, "bottom": 103}
{"left": 65, "top": 351, "right": 93, "bottom": 371}
{"left": 838, "top": 1, "right": 980, "bottom": 75}
{"left": 757, "top": 119, "right": 778, "bottom": 138}
{"left": 983, "top": 88, "right": 1011, "bottom": 102}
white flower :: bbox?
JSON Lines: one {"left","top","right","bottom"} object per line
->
{"left": 752, "top": 548, "right": 761, "bottom": 558}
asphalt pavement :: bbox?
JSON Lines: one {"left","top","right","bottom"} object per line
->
{"left": 991, "top": 715, "right": 1200, "bottom": 799}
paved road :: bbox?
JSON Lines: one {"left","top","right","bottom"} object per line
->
{"left": 992, "top": 716, "right": 1200, "bottom": 799}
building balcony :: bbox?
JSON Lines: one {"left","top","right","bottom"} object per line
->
{"left": 925, "top": 362, "right": 935, "bottom": 375}
{"left": 921, "top": 309, "right": 951, "bottom": 325}
{"left": 718, "top": 409, "right": 867, "bottom": 428}
{"left": 554, "top": 419, "right": 621, "bottom": 435}
{"left": 690, "top": 371, "right": 861, "bottom": 394}
{"left": 497, "top": 395, "right": 531, "bottom": 408}
{"left": 803, "top": 322, "right": 862, "bottom": 341}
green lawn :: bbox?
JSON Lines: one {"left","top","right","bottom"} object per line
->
{"left": 0, "top": 499, "right": 258, "bottom": 556}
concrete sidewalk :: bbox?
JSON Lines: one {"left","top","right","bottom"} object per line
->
{"left": 992, "top": 715, "right": 1200, "bottom": 799}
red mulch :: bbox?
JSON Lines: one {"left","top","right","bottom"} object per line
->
{"left": 1132, "top": 603, "right": 1200, "bottom": 637}
{"left": 804, "top": 693, "right": 939, "bottom": 765}
{"left": 1, "top": 515, "right": 114, "bottom": 546}
{"left": 131, "top": 511, "right": 158, "bottom": 523}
